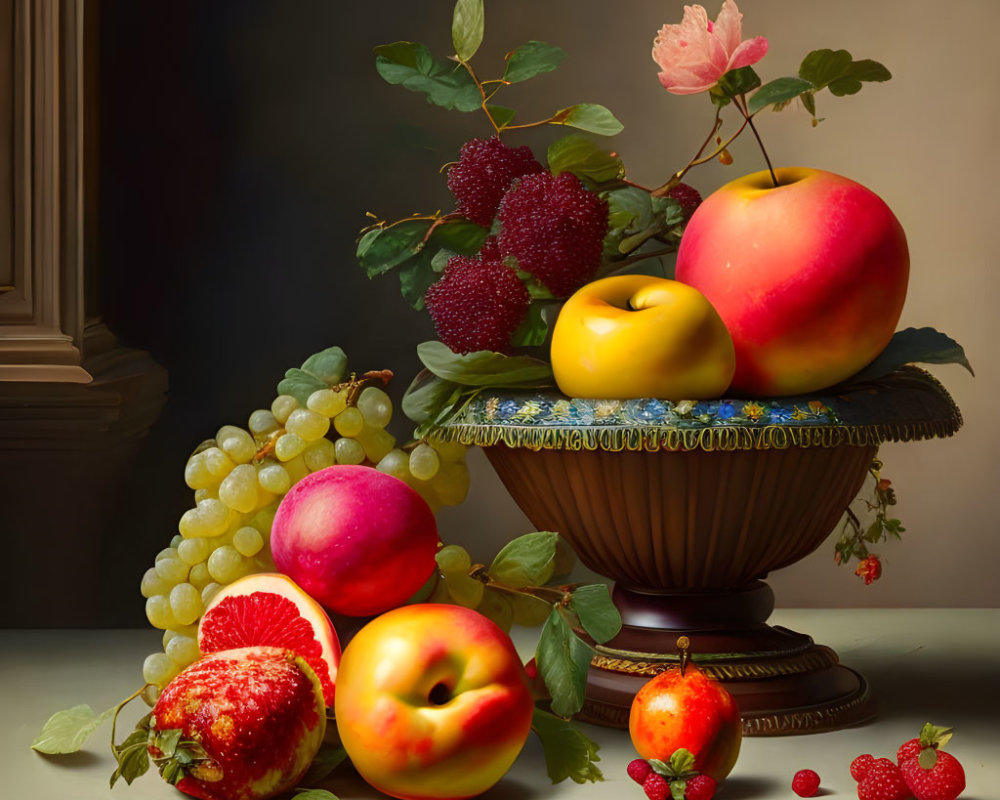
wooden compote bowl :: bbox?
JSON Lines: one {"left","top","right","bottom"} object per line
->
{"left": 439, "top": 367, "right": 961, "bottom": 735}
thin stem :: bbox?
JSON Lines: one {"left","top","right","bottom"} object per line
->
{"left": 737, "top": 95, "right": 778, "bottom": 187}
{"left": 458, "top": 59, "right": 500, "bottom": 135}
{"left": 651, "top": 117, "right": 750, "bottom": 197}
{"left": 110, "top": 684, "right": 151, "bottom": 760}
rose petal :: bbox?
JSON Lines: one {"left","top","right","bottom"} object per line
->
{"left": 727, "top": 36, "right": 769, "bottom": 70}
{"left": 712, "top": 0, "right": 744, "bottom": 58}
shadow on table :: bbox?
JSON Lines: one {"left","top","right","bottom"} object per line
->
{"left": 714, "top": 775, "right": 786, "bottom": 799}
{"left": 855, "top": 647, "right": 1000, "bottom": 723}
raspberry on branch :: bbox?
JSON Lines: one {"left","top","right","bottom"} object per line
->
{"left": 497, "top": 171, "right": 609, "bottom": 298}
{"left": 425, "top": 253, "right": 530, "bottom": 354}
{"left": 447, "top": 136, "right": 545, "bottom": 227}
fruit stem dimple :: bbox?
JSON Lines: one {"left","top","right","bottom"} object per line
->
{"left": 676, "top": 636, "right": 690, "bottom": 676}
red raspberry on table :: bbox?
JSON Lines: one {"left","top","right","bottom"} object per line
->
{"left": 643, "top": 771, "right": 670, "bottom": 800}
{"left": 792, "top": 769, "right": 822, "bottom": 797}
{"left": 852, "top": 754, "right": 878, "bottom": 782}
{"left": 897, "top": 738, "right": 922, "bottom": 765}
{"left": 857, "top": 758, "right": 912, "bottom": 800}
{"left": 424, "top": 254, "right": 530, "bottom": 354}
{"left": 667, "top": 182, "right": 703, "bottom": 222}
{"left": 627, "top": 758, "right": 653, "bottom": 784}
{"left": 447, "top": 137, "right": 544, "bottom": 227}
{"left": 900, "top": 750, "right": 965, "bottom": 800}
{"left": 685, "top": 774, "right": 717, "bottom": 800}
{"left": 497, "top": 171, "right": 608, "bottom": 298}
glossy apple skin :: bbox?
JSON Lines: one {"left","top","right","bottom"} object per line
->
{"left": 550, "top": 275, "right": 736, "bottom": 400}
{"left": 334, "top": 604, "right": 535, "bottom": 800}
{"left": 675, "top": 167, "right": 909, "bottom": 396}
{"left": 629, "top": 665, "right": 742, "bottom": 782}
{"left": 270, "top": 465, "right": 439, "bottom": 617}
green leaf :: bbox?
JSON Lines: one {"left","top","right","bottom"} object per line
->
{"left": 670, "top": 781, "right": 688, "bottom": 800}
{"left": 510, "top": 302, "right": 550, "bottom": 348}
{"left": 292, "top": 791, "right": 341, "bottom": 800}
{"left": 605, "top": 186, "right": 656, "bottom": 234}
{"left": 547, "top": 135, "right": 623, "bottom": 184}
{"left": 919, "top": 722, "right": 954, "bottom": 749}
{"left": 152, "top": 728, "right": 183, "bottom": 757}
{"left": 848, "top": 58, "right": 892, "bottom": 83}
{"left": 300, "top": 743, "right": 349, "bottom": 786}
{"left": 503, "top": 41, "right": 567, "bottom": 83}
{"left": 357, "top": 219, "right": 433, "bottom": 277}
{"left": 827, "top": 75, "right": 863, "bottom": 96}
{"left": 487, "top": 104, "right": 517, "bottom": 130}
{"left": 530, "top": 708, "right": 603, "bottom": 784}
{"left": 536, "top": 608, "right": 593, "bottom": 717}
{"left": 374, "top": 41, "right": 481, "bottom": 112}
{"left": 416, "top": 340, "right": 554, "bottom": 387}
{"left": 799, "top": 48, "right": 854, "bottom": 89}
{"left": 110, "top": 729, "right": 151, "bottom": 788}
{"left": 489, "top": 531, "right": 559, "bottom": 588}
{"left": 398, "top": 251, "right": 439, "bottom": 310}
{"left": 515, "top": 270, "right": 557, "bottom": 300}
{"left": 31, "top": 704, "right": 115, "bottom": 754}
{"left": 401, "top": 369, "right": 462, "bottom": 425}
{"left": 300, "top": 346, "right": 348, "bottom": 384}
{"left": 863, "top": 519, "right": 883, "bottom": 543}
{"left": 918, "top": 748, "right": 938, "bottom": 770}
{"left": 551, "top": 104, "right": 623, "bottom": 136}
{"left": 428, "top": 219, "right": 489, "bottom": 256}
{"left": 278, "top": 368, "right": 328, "bottom": 406}
{"left": 569, "top": 584, "right": 622, "bottom": 645}
{"left": 451, "top": 0, "right": 484, "bottom": 62}
{"left": 748, "top": 76, "right": 815, "bottom": 115}
{"left": 800, "top": 90, "right": 817, "bottom": 117}
{"left": 717, "top": 65, "right": 761, "bottom": 97}
{"left": 845, "top": 327, "right": 974, "bottom": 384}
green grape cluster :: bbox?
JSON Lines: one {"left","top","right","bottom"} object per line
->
{"left": 426, "top": 544, "right": 555, "bottom": 632}
{"left": 138, "top": 348, "right": 473, "bottom": 699}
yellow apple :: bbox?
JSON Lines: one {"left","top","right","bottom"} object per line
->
{"left": 334, "top": 603, "right": 535, "bottom": 800}
{"left": 550, "top": 274, "right": 735, "bottom": 400}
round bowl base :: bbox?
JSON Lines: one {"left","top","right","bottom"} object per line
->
{"left": 575, "top": 582, "right": 877, "bottom": 736}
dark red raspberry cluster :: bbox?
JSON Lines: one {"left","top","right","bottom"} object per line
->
{"left": 667, "top": 182, "right": 703, "bottom": 222}
{"left": 447, "top": 137, "right": 544, "bottom": 227}
{"left": 497, "top": 171, "right": 609, "bottom": 298}
{"left": 424, "top": 248, "right": 530, "bottom": 355}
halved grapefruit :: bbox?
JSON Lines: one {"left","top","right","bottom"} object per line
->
{"left": 198, "top": 573, "right": 340, "bottom": 706}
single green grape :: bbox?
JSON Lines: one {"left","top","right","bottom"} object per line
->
{"left": 356, "top": 386, "right": 392, "bottom": 428}
{"left": 285, "top": 408, "right": 331, "bottom": 442}
{"left": 142, "top": 652, "right": 178, "bottom": 688}
{"left": 333, "top": 406, "right": 365, "bottom": 438}
{"left": 435, "top": 544, "right": 472, "bottom": 575}
{"left": 307, "top": 388, "right": 348, "bottom": 418}
{"left": 275, "top": 432, "right": 308, "bottom": 462}
{"left": 444, "top": 573, "right": 485, "bottom": 609}
{"left": 145, "top": 595, "right": 179, "bottom": 630}
{"left": 165, "top": 634, "right": 201, "bottom": 667}
{"left": 303, "top": 438, "right": 337, "bottom": 472}
{"left": 248, "top": 408, "right": 280, "bottom": 437}
{"left": 140, "top": 567, "right": 171, "bottom": 599}
{"left": 177, "top": 537, "right": 214, "bottom": 566}
{"left": 169, "top": 582, "right": 203, "bottom": 627}
{"left": 271, "top": 394, "right": 299, "bottom": 424}
{"left": 257, "top": 463, "right": 291, "bottom": 494}
{"left": 409, "top": 443, "right": 441, "bottom": 481}
{"left": 218, "top": 464, "right": 259, "bottom": 513}
{"left": 202, "top": 447, "right": 236, "bottom": 479}
{"left": 334, "top": 436, "right": 365, "bottom": 465}
{"left": 217, "top": 426, "right": 256, "bottom": 464}
{"left": 154, "top": 557, "right": 190, "bottom": 586}
{"left": 233, "top": 526, "right": 264, "bottom": 557}
{"left": 207, "top": 545, "right": 246, "bottom": 584}
{"left": 375, "top": 448, "right": 411, "bottom": 480}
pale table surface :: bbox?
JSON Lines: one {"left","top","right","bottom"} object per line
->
{"left": 5, "top": 609, "right": 999, "bottom": 800}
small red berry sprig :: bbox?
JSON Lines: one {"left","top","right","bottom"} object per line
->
{"left": 851, "top": 722, "right": 966, "bottom": 800}
{"left": 834, "top": 457, "right": 904, "bottom": 583}
{"left": 627, "top": 750, "right": 717, "bottom": 800}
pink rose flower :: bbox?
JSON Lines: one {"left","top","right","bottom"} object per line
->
{"left": 652, "top": 0, "right": 769, "bottom": 95}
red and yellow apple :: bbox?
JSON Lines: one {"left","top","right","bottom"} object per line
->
{"left": 550, "top": 274, "right": 736, "bottom": 400}
{"left": 629, "top": 663, "right": 742, "bottom": 782}
{"left": 675, "top": 167, "right": 909, "bottom": 396}
{"left": 334, "top": 603, "right": 535, "bottom": 800}
{"left": 270, "top": 465, "right": 439, "bottom": 617}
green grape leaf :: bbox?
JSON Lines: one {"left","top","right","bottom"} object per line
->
{"left": 291, "top": 791, "right": 341, "bottom": 800}
{"left": 451, "top": 0, "right": 484, "bottom": 62}
{"left": 489, "top": 531, "right": 559, "bottom": 588}
{"left": 547, "top": 135, "right": 624, "bottom": 184}
{"left": 748, "top": 76, "right": 815, "bottom": 115}
{"left": 503, "top": 41, "right": 567, "bottom": 84}
{"left": 550, "top": 103, "right": 623, "bottom": 136}
{"left": 357, "top": 219, "right": 434, "bottom": 277}
{"left": 569, "top": 584, "right": 622, "bottom": 645}
{"left": 374, "top": 42, "right": 481, "bottom": 112}
{"left": 510, "top": 302, "right": 550, "bottom": 348}
{"left": 300, "top": 346, "right": 347, "bottom": 385}
{"left": 32, "top": 704, "right": 115, "bottom": 754}
{"left": 605, "top": 186, "right": 656, "bottom": 234}
{"left": 300, "top": 743, "right": 349, "bottom": 786}
{"left": 530, "top": 708, "right": 603, "bottom": 784}
{"left": 536, "top": 609, "right": 595, "bottom": 718}
{"left": 110, "top": 729, "right": 151, "bottom": 788}
{"left": 398, "top": 250, "right": 438, "bottom": 311}
{"left": 799, "top": 48, "right": 854, "bottom": 89}
{"left": 428, "top": 219, "right": 489, "bottom": 256}
{"left": 416, "top": 340, "right": 554, "bottom": 387}
{"left": 509, "top": 591, "right": 555, "bottom": 627}
{"left": 487, "top": 104, "right": 517, "bottom": 130}
{"left": 401, "top": 369, "right": 462, "bottom": 425}
{"left": 844, "top": 327, "right": 974, "bottom": 384}
{"left": 278, "top": 369, "right": 328, "bottom": 406}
